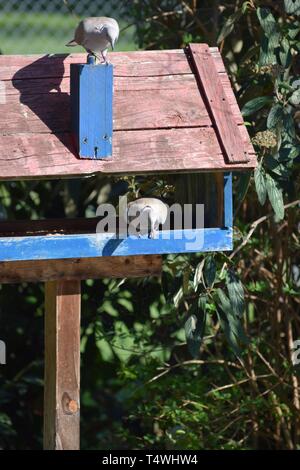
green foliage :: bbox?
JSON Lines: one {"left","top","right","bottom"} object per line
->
{"left": 1, "top": 0, "right": 300, "bottom": 451}
{"left": 242, "top": 96, "right": 273, "bottom": 117}
{"left": 265, "top": 173, "right": 285, "bottom": 221}
{"left": 217, "top": 9, "right": 244, "bottom": 44}
{"left": 254, "top": 163, "right": 267, "bottom": 205}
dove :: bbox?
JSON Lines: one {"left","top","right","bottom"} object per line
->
{"left": 126, "top": 198, "right": 168, "bottom": 239}
{"left": 66, "top": 17, "right": 119, "bottom": 64}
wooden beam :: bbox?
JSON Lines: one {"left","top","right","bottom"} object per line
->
{"left": 0, "top": 255, "right": 162, "bottom": 283}
{"left": 44, "top": 280, "right": 81, "bottom": 450}
{"left": 188, "top": 43, "right": 249, "bottom": 164}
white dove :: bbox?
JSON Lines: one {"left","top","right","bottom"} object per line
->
{"left": 66, "top": 17, "right": 119, "bottom": 64}
{"left": 126, "top": 198, "right": 168, "bottom": 239}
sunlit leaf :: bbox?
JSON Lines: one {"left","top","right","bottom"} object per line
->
{"left": 193, "top": 258, "right": 205, "bottom": 291}
{"left": 284, "top": 0, "right": 300, "bottom": 15}
{"left": 254, "top": 165, "right": 267, "bottom": 205}
{"left": 257, "top": 8, "right": 279, "bottom": 41}
{"left": 289, "top": 88, "right": 300, "bottom": 106}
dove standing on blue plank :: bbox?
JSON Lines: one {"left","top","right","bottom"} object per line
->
{"left": 127, "top": 198, "right": 168, "bottom": 239}
{"left": 66, "top": 17, "right": 119, "bottom": 64}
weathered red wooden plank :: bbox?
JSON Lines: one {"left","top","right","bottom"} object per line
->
{"left": 0, "top": 49, "right": 226, "bottom": 81}
{"left": 0, "top": 75, "right": 244, "bottom": 133}
{"left": 188, "top": 43, "right": 249, "bottom": 164}
{"left": 0, "top": 127, "right": 256, "bottom": 180}
{"left": 0, "top": 84, "right": 210, "bottom": 134}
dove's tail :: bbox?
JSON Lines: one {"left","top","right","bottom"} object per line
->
{"left": 66, "top": 39, "right": 77, "bottom": 47}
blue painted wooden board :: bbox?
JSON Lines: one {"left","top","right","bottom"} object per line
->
{"left": 70, "top": 61, "right": 113, "bottom": 158}
{"left": 0, "top": 228, "right": 232, "bottom": 262}
{"left": 224, "top": 172, "right": 233, "bottom": 228}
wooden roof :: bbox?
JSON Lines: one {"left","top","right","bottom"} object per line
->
{"left": 0, "top": 44, "right": 256, "bottom": 181}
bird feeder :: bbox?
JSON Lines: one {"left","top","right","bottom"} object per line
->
{"left": 0, "top": 43, "right": 256, "bottom": 449}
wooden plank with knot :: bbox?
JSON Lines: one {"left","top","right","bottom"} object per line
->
{"left": 188, "top": 43, "right": 250, "bottom": 164}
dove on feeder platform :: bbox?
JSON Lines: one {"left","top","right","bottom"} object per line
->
{"left": 66, "top": 17, "right": 119, "bottom": 64}
{"left": 126, "top": 198, "right": 168, "bottom": 239}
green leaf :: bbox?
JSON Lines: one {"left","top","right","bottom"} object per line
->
{"left": 282, "top": 112, "right": 296, "bottom": 141}
{"left": 254, "top": 164, "right": 267, "bottom": 205}
{"left": 267, "top": 103, "right": 284, "bottom": 129}
{"left": 266, "top": 174, "right": 285, "bottom": 221}
{"left": 204, "top": 255, "right": 216, "bottom": 287}
{"left": 256, "top": 7, "right": 280, "bottom": 64}
{"left": 259, "top": 36, "right": 277, "bottom": 66}
{"left": 161, "top": 271, "right": 181, "bottom": 303}
{"left": 185, "top": 311, "right": 206, "bottom": 358}
{"left": 280, "top": 37, "right": 292, "bottom": 68}
{"left": 287, "top": 22, "right": 300, "bottom": 39}
{"left": 284, "top": 0, "right": 300, "bottom": 15}
{"left": 242, "top": 1, "right": 249, "bottom": 14}
{"left": 217, "top": 9, "right": 243, "bottom": 44}
{"left": 289, "top": 88, "right": 300, "bottom": 106}
{"left": 257, "top": 8, "right": 279, "bottom": 41}
{"left": 226, "top": 270, "right": 245, "bottom": 318}
{"left": 216, "top": 309, "right": 242, "bottom": 356}
{"left": 198, "top": 294, "right": 207, "bottom": 313}
{"left": 193, "top": 258, "right": 205, "bottom": 291}
{"left": 216, "top": 288, "right": 231, "bottom": 313}
{"left": 265, "top": 155, "right": 290, "bottom": 179}
{"left": 173, "top": 287, "right": 183, "bottom": 308}
{"left": 242, "top": 96, "right": 272, "bottom": 117}
{"left": 216, "top": 290, "right": 249, "bottom": 347}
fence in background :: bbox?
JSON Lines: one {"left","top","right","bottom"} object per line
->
{"left": 0, "top": 0, "right": 135, "bottom": 54}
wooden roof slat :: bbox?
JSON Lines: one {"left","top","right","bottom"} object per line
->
{"left": 0, "top": 75, "right": 245, "bottom": 135}
{"left": 0, "top": 127, "right": 256, "bottom": 180}
{"left": 0, "top": 49, "right": 226, "bottom": 81}
{"left": 188, "top": 43, "right": 249, "bottom": 164}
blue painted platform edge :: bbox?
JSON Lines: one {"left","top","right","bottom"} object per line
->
{"left": 70, "top": 61, "right": 113, "bottom": 159}
{"left": 0, "top": 228, "right": 233, "bottom": 262}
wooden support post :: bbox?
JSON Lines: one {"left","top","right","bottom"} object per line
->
{"left": 44, "top": 280, "right": 81, "bottom": 450}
